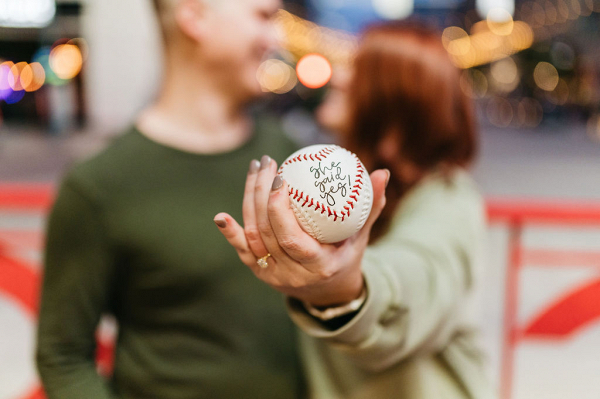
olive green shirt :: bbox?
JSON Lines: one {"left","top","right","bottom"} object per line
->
{"left": 37, "top": 116, "right": 305, "bottom": 399}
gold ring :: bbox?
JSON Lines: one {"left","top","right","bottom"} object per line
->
{"left": 257, "top": 253, "right": 271, "bottom": 269}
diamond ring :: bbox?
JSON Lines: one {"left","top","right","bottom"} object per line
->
{"left": 257, "top": 253, "right": 271, "bottom": 269}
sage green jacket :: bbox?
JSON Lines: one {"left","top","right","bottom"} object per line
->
{"left": 288, "top": 170, "right": 496, "bottom": 399}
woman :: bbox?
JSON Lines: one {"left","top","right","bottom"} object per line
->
{"left": 215, "top": 23, "right": 495, "bottom": 399}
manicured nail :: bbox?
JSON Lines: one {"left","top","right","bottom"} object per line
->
{"left": 384, "top": 169, "right": 391, "bottom": 188}
{"left": 271, "top": 175, "right": 283, "bottom": 191}
{"left": 260, "top": 155, "right": 271, "bottom": 170}
{"left": 249, "top": 159, "right": 260, "bottom": 174}
{"left": 214, "top": 218, "right": 227, "bottom": 228}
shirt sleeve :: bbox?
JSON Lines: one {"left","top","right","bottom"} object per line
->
{"left": 287, "top": 179, "right": 485, "bottom": 372}
{"left": 36, "top": 175, "right": 118, "bottom": 399}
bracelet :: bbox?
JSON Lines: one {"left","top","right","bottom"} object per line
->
{"left": 302, "top": 285, "right": 368, "bottom": 321}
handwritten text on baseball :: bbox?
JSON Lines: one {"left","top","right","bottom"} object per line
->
{"left": 310, "top": 162, "right": 352, "bottom": 206}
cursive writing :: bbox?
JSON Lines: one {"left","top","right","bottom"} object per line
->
{"left": 310, "top": 161, "right": 352, "bottom": 206}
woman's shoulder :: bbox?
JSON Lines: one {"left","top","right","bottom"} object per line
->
{"left": 383, "top": 168, "right": 485, "bottom": 242}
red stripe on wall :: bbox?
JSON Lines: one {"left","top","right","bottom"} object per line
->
{"left": 0, "top": 251, "right": 41, "bottom": 315}
{"left": 522, "top": 279, "right": 600, "bottom": 339}
{"left": 0, "top": 183, "right": 55, "bottom": 211}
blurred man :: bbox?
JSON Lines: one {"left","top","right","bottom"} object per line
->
{"left": 36, "top": 0, "right": 305, "bottom": 398}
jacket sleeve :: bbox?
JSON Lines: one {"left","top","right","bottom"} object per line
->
{"left": 287, "top": 179, "right": 485, "bottom": 372}
{"left": 36, "top": 176, "right": 118, "bottom": 399}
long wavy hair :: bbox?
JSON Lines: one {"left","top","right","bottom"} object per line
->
{"left": 344, "top": 23, "right": 477, "bottom": 242}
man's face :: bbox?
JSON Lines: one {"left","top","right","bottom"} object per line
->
{"left": 202, "top": 0, "right": 281, "bottom": 100}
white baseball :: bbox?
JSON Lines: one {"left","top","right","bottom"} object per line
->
{"left": 278, "top": 144, "right": 373, "bottom": 244}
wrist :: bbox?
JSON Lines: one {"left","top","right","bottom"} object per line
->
{"left": 302, "top": 282, "right": 367, "bottom": 321}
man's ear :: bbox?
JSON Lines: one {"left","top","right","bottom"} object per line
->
{"left": 174, "top": 0, "right": 209, "bottom": 42}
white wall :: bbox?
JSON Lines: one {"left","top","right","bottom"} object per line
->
{"left": 80, "top": 0, "right": 163, "bottom": 134}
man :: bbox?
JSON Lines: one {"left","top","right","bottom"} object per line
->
{"left": 36, "top": 0, "right": 307, "bottom": 398}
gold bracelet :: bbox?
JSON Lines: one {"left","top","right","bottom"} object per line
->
{"left": 302, "top": 285, "right": 367, "bottom": 321}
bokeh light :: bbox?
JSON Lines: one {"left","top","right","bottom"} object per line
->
{"left": 550, "top": 41, "right": 575, "bottom": 70}
{"left": 517, "top": 97, "right": 544, "bottom": 127}
{"left": 569, "top": 0, "right": 582, "bottom": 18}
{"left": 487, "top": 96, "right": 514, "bottom": 127}
{"left": 20, "top": 62, "right": 45, "bottom": 92}
{"left": 8, "top": 62, "right": 27, "bottom": 91}
{"left": 444, "top": 21, "right": 533, "bottom": 69}
{"left": 442, "top": 27, "right": 471, "bottom": 56}
{"left": 544, "top": 0, "right": 558, "bottom": 24}
{"left": 4, "top": 89, "right": 25, "bottom": 104}
{"left": 476, "top": 0, "right": 515, "bottom": 20}
{"left": 545, "top": 78, "right": 570, "bottom": 104}
{"left": 0, "top": 61, "right": 14, "bottom": 101}
{"left": 0, "top": 61, "right": 14, "bottom": 89}
{"left": 487, "top": 8, "right": 515, "bottom": 35}
{"left": 586, "top": 113, "right": 600, "bottom": 142}
{"left": 533, "top": 61, "right": 559, "bottom": 91}
{"left": 296, "top": 54, "right": 332, "bottom": 89}
{"left": 68, "top": 38, "right": 89, "bottom": 61}
{"left": 460, "top": 69, "right": 489, "bottom": 98}
{"left": 33, "top": 47, "right": 66, "bottom": 86}
{"left": 490, "top": 57, "right": 520, "bottom": 93}
{"left": 257, "top": 59, "right": 297, "bottom": 94}
{"left": 581, "top": 0, "right": 594, "bottom": 15}
{"left": 49, "top": 44, "right": 83, "bottom": 80}
{"left": 372, "top": 0, "right": 414, "bottom": 20}
{"left": 275, "top": 10, "right": 357, "bottom": 68}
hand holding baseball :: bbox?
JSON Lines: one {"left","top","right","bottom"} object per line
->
{"left": 214, "top": 151, "right": 388, "bottom": 307}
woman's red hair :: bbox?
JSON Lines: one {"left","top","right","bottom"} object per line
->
{"left": 345, "top": 22, "right": 477, "bottom": 241}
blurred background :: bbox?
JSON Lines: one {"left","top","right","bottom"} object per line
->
{"left": 1, "top": 1, "right": 600, "bottom": 399}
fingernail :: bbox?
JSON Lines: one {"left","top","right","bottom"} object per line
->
{"left": 384, "top": 169, "right": 391, "bottom": 188}
{"left": 249, "top": 159, "right": 260, "bottom": 174}
{"left": 260, "top": 155, "right": 271, "bottom": 170}
{"left": 214, "top": 218, "right": 227, "bottom": 228}
{"left": 271, "top": 175, "right": 283, "bottom": 191}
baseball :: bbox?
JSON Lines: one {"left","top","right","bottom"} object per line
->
{"left": 278, "top": 144, "right": 373, "bottom": 244}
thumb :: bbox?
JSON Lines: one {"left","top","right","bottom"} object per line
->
{"left": 356, "top": 168, "right": 389, "bottom": 241}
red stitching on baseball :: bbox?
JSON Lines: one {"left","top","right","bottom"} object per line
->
{"left": 280, "top": 146, "right": 368, "bottom": 224}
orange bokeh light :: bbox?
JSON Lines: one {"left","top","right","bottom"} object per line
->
{"left": 296, "top": 53, "right": 332, "bottom": 89}
{"left": 21, "top": 62, "right": 46, "bottom": 92}
{"left": 49, "top": 44, "right": 83, "bottom": 80}
{"left": 8, "top": 62, "right": 28, "bottom": 91}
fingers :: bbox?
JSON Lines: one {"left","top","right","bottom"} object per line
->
{"left": 253, "top": 155, "right": 288, "bottom": 259}
{"left": 356, "top": 169, "right": 389, "bottom": 242}
{"left": 243, "top": 159, "right": 269, "bottom": 257}
{"left": 213, "top": 212, "right": 258, "bottom": 268}
{"left": 268, "top": 176, "right": 321, "bottom": 263}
